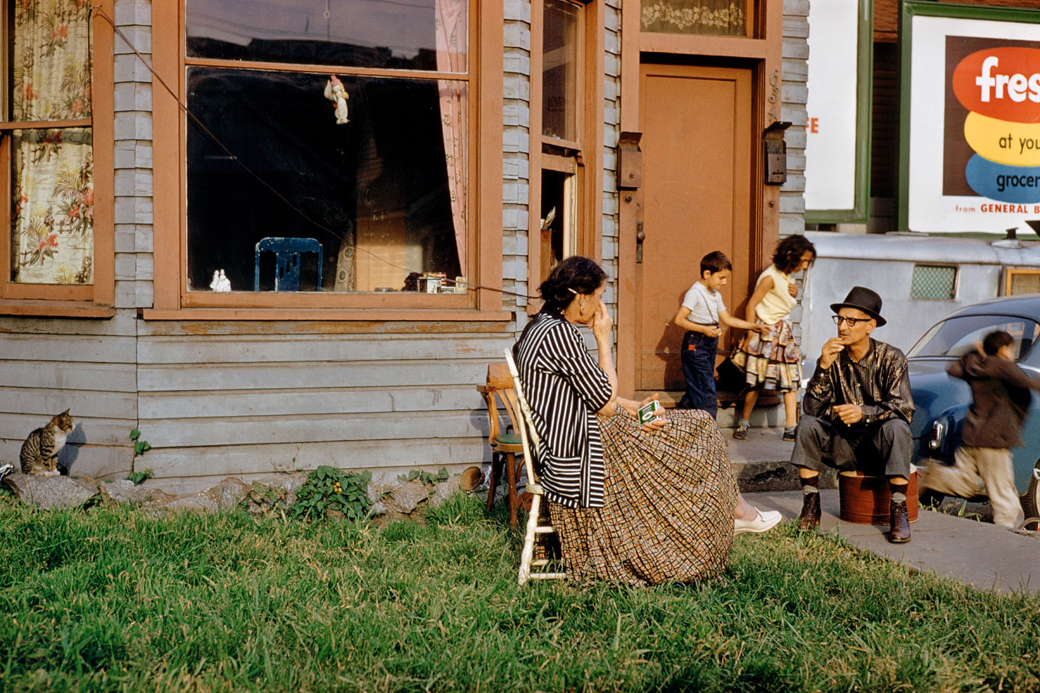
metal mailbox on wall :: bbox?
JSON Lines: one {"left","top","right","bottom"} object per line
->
{"left": 763, "top": 121, "right": 791, "bottom": 186}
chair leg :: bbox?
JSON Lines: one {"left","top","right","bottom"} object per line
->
{"left": 518, "top": 493, "right": 540, "bottom": 586}
{"left": 506, "top": 451, "right": 519, "bottom": 529}
{"left": 486, "top": 451, "right": 503, "bottom": 515}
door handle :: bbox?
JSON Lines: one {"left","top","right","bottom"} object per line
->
{"left": 636, "top": 222, "right": 645, "bottom": 264}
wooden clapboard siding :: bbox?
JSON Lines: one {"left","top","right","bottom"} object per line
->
{"left": 0, "top": 334, "right": 136, "bottom": 363}
{"left": 0, "top": 413, "right": 132, "bottom": 447}
{"left": 0, "top": 387, "right": 137, "bottom": 420}
{"left": 142, "top": 438, "right": 487, "bottom": 481}
{"left": 137, "top": 361, "right": 491, "bottom": 392}
{"left": 137, "top": 334, "right": 510, "bottom": 364}
{"left": 0, "top": 360, "right": 137, "bottom": 392}
{"left": 132, "top": 329, "right": 513, "bottom": 479}
{"left": 139, "top": 386, "right": 481, "bottom": 419}
{"left": 0, "top": 316, "right": 138, "bottom": 478}
{"left": 0, "top": 439, "right": 132, "bottom": 479}
{"left": 0, "top": 312, "right": 137, "bottom": 336}
{"left": 140, "top": 411, "right": 484, "bottom": 448}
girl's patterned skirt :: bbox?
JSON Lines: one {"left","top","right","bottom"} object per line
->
{"left": 730, "top": 318, "right": 802, "bottom": 392}
{"left": 547, "top": 407, "right": 736, "bottom": 586}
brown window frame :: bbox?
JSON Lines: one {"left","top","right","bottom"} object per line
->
{"left": 0, "top": 0, "right": 115, "bottom": 318}
{"left": 527, "top": 0, "right": 604, "bottom": 311}
{"left": 149, "top": 0, "right": 506, "bottom": 321}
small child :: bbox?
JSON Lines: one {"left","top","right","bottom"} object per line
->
{"left": 731, "top": 235, "right": 817, "bottom": 441}
{"left": 673, "top": 251, "right": 765, "bottom": 418}
{"left": 920, "top": 330, "right": 1040, "bottom": 529}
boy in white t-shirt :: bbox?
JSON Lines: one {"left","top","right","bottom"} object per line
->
{"left": 673, "top": 251, "right": 765, "bottom": 417}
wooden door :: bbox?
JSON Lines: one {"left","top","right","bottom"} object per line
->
{"left": 633, "top": 63, "right": 753, "bottom": 400}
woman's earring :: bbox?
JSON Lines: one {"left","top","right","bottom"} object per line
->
{"left": 580, "top": 300, "right": 586, "bottom": 313}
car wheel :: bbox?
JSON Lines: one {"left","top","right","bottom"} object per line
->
{"left": 1023, "top": 462, "right": 1040, "bottom": 531}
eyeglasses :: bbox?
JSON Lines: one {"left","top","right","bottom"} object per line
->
{"left": 832, "top": 315, "right": 872, "bottom": 327}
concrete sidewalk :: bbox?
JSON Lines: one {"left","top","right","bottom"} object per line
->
{"left": 724, "top": 425, "right": 829, "bottom": 492}
{"left": 746, "top": 489, "right": 1040, "bottom": 595}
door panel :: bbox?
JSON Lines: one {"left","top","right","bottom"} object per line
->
{"left": 635, "top": 63, "right": 752, "bottom": 396}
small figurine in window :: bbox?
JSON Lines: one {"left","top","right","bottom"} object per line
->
{"left": 210, "top": 269, "right": 232, "bottom": 292}
{"left": 324, "top": 75, "right": 350, "bottom": 125}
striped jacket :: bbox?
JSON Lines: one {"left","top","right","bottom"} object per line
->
{"left": 513, "top": 312, "right": 613, "bottom": 508}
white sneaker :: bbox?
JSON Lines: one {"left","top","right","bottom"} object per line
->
{"left": 734, "top": 508, "right": 782, "bottom": 535}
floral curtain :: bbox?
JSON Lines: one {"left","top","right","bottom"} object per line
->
{"left": 435, "top": 0, "right": 467, "bottom": 277}
{"left": 641, "top": 0, "right": 745, "bottom": 36}
{"left": 10, "top": 0, "right": 94, "bottom": 285}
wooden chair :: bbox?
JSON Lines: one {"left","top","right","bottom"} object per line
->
{"left": 477, "top": 363, "right": 525, "bottom": 528}
{"left": 504, "top": 348, "right": 566, "bottom": 585}
{"left": 254, "top": 237, "right": 323, "bottom": 291}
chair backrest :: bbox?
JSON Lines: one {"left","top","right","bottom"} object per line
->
{"left": 254, "top": 237, "right": 324, "bottom": 291}
{"left": 480, "top": 363, "right": 521, "bottom": 447}
{"left": 504, "top": 348, "right": 542, "bottom": 486}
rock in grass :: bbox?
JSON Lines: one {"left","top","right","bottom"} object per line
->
{"left": 383, "top": 480, "right": 430, "bottom": 515}
{"left": 249, "top": 474, "right": 306, "bottom": 508}
{"left": 429, "top": 474, "right": 462, "bottom": 508}
{"left": 100, "top": 479, "right": 174, "bottom": 506}
{"left": 2, "top": 473, "right": 100, "bottom": 509}
{"left": 202, "top": 477, "right": 251, "bottom": 511}
{"left": 163, "top": 495, "right": 220, "bottom": 514}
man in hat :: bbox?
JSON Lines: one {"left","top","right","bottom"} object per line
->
{"left": 790, "top": 286, "right": 915, "bottom": 543}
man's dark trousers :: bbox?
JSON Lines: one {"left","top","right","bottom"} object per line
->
{"left": 791, "top": 415, "right": 912, "bottom": 478}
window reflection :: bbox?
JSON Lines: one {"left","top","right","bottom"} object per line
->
{"left": 185, "top": 68, "right": 464, "bottom": 293}
{"left": 186, "top": 0, "right": 467, "bottom": 73}
{"left": 542, "top": 0, "right": 579, "bottom": 142}
{"left": 909, "top": 316, "right": 1040, "bottom": 361}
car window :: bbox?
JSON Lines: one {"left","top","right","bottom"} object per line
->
{"left": 908, "top": 315, "right": 1040, "bottom": 361}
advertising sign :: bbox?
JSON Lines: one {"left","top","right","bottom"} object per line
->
{"left": 902, "top": 3, "right": 1040, "bottom": 233}
{"left": 804, "top": 0, "right": 869, "bottom": 219}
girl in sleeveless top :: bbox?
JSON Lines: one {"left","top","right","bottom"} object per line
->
{"left": 731, "top": 236, "right": 817, "bottom": 442}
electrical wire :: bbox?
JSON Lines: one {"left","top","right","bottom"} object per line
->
{"left": 89, "top": 5, "right": 538, "bottom": 302}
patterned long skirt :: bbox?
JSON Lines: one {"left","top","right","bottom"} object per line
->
{"left": 547, "top": 407, "right": 737, "bottom": 586}
{"left": 730, "top": 318, "right": 802, "bottom": 392}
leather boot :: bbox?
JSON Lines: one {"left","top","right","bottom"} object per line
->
{"left": 797, "top": 492, "right": 821, "bottom": 532}
{"left": 889, "top": 500, "right": 911, "bottom": 543}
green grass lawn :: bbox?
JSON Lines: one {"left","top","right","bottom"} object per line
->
{"left": 1, "top": 491, "right": 1038, "bottom": 693}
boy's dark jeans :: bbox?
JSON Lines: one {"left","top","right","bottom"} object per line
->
{"left": 678, "top": 330, "right": 718, "bottom": 418}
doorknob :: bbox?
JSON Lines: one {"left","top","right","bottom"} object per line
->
{"left": 636, "top": 222, "right": 645, "bottom": 264}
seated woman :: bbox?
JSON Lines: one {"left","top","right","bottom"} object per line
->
{"left": 514, "top": 256, "right": 779, "bottom": 586}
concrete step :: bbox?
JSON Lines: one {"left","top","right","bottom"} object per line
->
{"left": 723, "top": 425, "right": 837, "bottom": 493}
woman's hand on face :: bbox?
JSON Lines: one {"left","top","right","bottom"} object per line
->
{"left": 590, "top": 301, "right": 613, "bottom": 340}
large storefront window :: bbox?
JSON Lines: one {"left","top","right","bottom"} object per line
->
{"left": 5, "top": 0, "right": 94, "bottom": 287}
{"left": 184, "top": 0, "right": 469, "bottom": 294}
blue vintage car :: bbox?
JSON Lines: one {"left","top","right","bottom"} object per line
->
{"left": 907, "top": 294, "right": 1040, "bottom": 525}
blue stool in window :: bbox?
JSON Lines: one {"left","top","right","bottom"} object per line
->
{"left": 254, "top": 237, "right": 323, "bottom": 291}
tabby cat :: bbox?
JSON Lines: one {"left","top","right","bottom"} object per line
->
{"left": 19, "top": 409, "right": 74, "bottom": 476}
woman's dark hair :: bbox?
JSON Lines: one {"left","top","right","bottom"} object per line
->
{"left": 983, "top": 330, "right": 1014, "bottom": 356}
{"left": 539, "top": 255, "right": 607, "bottom": 313}
{"left": 773, "top": 235, "right": 817, "bottom": 274}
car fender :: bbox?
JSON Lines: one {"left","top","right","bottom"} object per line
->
{"left": 914, "top": 402, "right": 969, "bottom": 466}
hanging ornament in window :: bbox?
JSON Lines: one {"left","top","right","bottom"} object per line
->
{"left": 324, "top": 75, "right": 350, "bottom": 125}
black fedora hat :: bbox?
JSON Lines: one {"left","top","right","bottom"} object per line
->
{"left": 830, "top": 286, "right": 886, "bottom": 327}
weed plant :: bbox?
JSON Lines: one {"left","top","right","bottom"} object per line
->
{"left": 1, "top": 492, "right": 1038, "bottom": 692}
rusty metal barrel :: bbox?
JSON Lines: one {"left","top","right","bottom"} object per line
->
{"left": 838, "top": 471, "right": 919, "bottom": 525}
